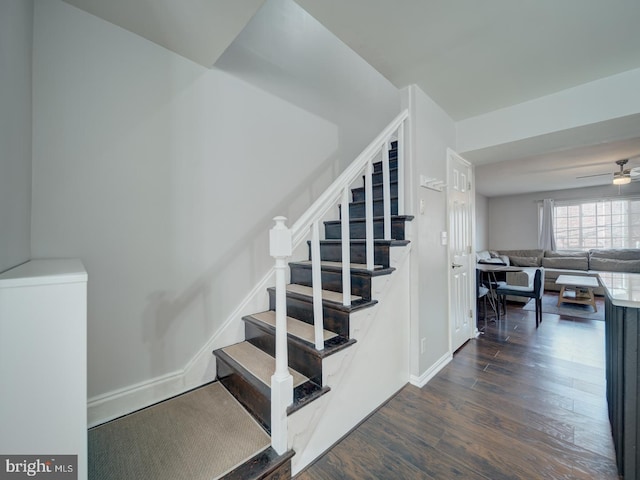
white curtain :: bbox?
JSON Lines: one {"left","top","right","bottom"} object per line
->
{"left": 538, "top": 198, "right": 556, "bottom": 251}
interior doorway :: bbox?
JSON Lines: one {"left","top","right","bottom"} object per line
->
{"left": 447, "top": 149, "right": 475, "bottom": 352}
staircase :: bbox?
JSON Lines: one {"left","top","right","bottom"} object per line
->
{"left": 212, "top": 131, "right": 413, "bottom": 478}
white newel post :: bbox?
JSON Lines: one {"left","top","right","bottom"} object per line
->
{"left": 269, "top": 216, "right": 293, "bottom": 455}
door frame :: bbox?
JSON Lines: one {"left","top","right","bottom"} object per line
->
{"left": 446, "top": 148, "right": 476, "bottom": 353}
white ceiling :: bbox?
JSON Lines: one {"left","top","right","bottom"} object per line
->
{"left": 61, "top": 0, "right": 640, "bottom": 197}
{"left": 294, "top": 0, "right": 640, "bottom": 121}
{"left": 61, "top": 0, "right": 264, "bottom": 67}
{"left": 475, "top": 136, "right": 640, "bottom": 197}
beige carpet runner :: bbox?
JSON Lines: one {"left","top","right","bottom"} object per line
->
{"left": 89, "top": 382, "right": 270, "bottom": 480}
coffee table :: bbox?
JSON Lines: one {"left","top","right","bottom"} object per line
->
{"left": 555, "top": 275, "right": 599, "bottom": 312}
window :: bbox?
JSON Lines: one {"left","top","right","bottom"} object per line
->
{"left": 553, "top": 198, "right": 640, "bottom": 250}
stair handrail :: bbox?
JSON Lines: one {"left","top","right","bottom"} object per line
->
{"left": 290, "top": 109, "right": 409, "bottom": 247}
{"left": 269, "top": 108, "right": 409, "bottom": 455}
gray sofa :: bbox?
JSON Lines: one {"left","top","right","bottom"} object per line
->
{"left": 481, "top": 248, "right": 640, "bottom": 297}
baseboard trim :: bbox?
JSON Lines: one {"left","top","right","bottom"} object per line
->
{"left": 88, "top": 268, "right": 275, "bottom": 427}
{"left": 88, "top": 369, "right": 191, "bottom": 428}
{"left": 409, "top": 351, "right": 452, "bottom": 388}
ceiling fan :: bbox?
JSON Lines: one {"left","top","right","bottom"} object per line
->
{"left": 576, "top": 159, "right": 640, "bottom": 185}
{"left": 611, "top": 159, "right": 640, "bottom": 185}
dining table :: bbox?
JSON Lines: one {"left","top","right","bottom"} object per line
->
{"left": 476, "top": 263, "right": 524, "bottom": 329}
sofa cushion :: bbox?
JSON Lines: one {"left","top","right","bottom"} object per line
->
{"left": 541, "top": 256, "right": 588, "bottom": 271}
{"left": 590, "top": 248, "right": 640, "bottom": 261}
{"left": 544, "top": 250, "right": 589, "bottom": 259}
{"left": 510, "top": 256, "right": 541, "bottom": 267}
{"left": 589, "top": 257, "right": 640, "bottom": 273}
{"left": 499, "top": 249, "right": 544, "bottom": 258}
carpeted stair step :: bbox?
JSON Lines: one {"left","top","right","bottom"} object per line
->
{"left": 289, "top": 260, "right": 394, "bottom": 300}
{"left": 267, "top": 284, "right": 377, "bottom": 338}
{"left": 340, "top": 197, "right": 398, "bottom": 218}
{"left": 350, "top": 181, "right": 398, "bottom": 202}
{"left": 308, "top": 238, "right": 409, "bottom": 269}
{"left": 88, "top": 382, "right": 273, "bottom": 480}
{"left": 214, "top": 342, "right": 328, "bottom": 433}
{"left": 324, "top": 215, "right": 413, "bottom": 241}
{"left": 243, "top": 311, "right": 356, "bottom": 385}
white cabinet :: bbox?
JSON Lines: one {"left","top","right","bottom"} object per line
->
{"left": 0, "top": 259, "right": 87, "bottom": 480}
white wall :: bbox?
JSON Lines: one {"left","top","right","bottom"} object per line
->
{"left": 31, "top": 0, "right": 401, "bottom": 406}
{"left": 0, "top": 0, "right": 33, "bottom": 273}
{"left": 403, "top": 85, "right": 457, "bottom": 379}
{"left": 475, "top": 193, "right": 489, "bottom": 251}
{"left": 31, "top": 0, "right": 341, "bottom": 400}
{"left": 215, "top": 0, "right": 400, "bottom": 170}
{"left": 488, "top": 182, "right": 640, "bottom": 250}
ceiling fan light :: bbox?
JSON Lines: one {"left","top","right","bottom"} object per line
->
{"left": 613, "top": 175, "right": 631, "bottom": 185}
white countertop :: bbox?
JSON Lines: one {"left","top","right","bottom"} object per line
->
{"left": 0, "top": 259, "right": 87, "bottom": 288}
{"left": 598, "top": 271, "right": 640, "bottom": 308}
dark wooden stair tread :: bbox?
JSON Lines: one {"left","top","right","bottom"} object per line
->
{"left": 314, "top": 239, "right": 410, "bottom": 247}
{"left": 323, "top": 215, "right": 413, "bottom": 241}
{"left": 221, "top": 342, "right": 309, "bottom": 388}
{"left": 244, "top": 311, "right": 356, "bottom": 357}
{"left": 215, "top": 341, "right": 330, "bottom": 420}
{"left": 285, "top": 283, "right": 362, "bottom": 305}
{"left": 325, "top": 214, "right": 414, "bottom": 224}
{"left": 267, "top": 284, "right": 377, "bottom": 314}
{"left": 222, "top": 447, "right": 295, "bottom": 480}
{"left": 248, "top": 311, "right": 338, "bottom": 343}
{"left": 356, "top": 174, "right": 398, "bottom": 183}
{"left": 289, "top": 260, "right": 394, "bottom": 276}
{"left": 346, "top": 197, "right": 398, "bottom": 207}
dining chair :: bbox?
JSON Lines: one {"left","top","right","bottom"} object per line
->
{"left": 496, "top": 268, "right": 545, "bottom": 328}
{"left": 476, "top": 269, "right": 490, "bottom": 332}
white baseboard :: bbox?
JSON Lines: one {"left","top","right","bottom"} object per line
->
{"left": 87, "top": 370, "right": 191, "bottom": 427}
{"left": 409, "top": 351, "right": 452, "bottom": 388}
{"left": 88, "top": 268, "right": 275, "bottom": 427}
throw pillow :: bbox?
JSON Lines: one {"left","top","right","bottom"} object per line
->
{"left": 476, "top": 251, "right": 491, "bottom": 262}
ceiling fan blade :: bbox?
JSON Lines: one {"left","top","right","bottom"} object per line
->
{"left": 576, "top": 172, "right": 611, "bottom": 179}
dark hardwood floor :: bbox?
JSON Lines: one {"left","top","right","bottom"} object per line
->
{"left": 295, "top": 297, "right": 620, "bottom": 479}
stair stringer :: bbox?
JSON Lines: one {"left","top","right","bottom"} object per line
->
{"left": 287, "top": 244, "right": 411, "bottom": 475}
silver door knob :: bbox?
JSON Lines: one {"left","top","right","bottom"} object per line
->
{"left": 452, "top": 263, "right": 463, "bottom": 269}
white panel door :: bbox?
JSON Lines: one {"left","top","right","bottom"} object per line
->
{"left": 448, "top": 150, "right": 474, "bottom": 352}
